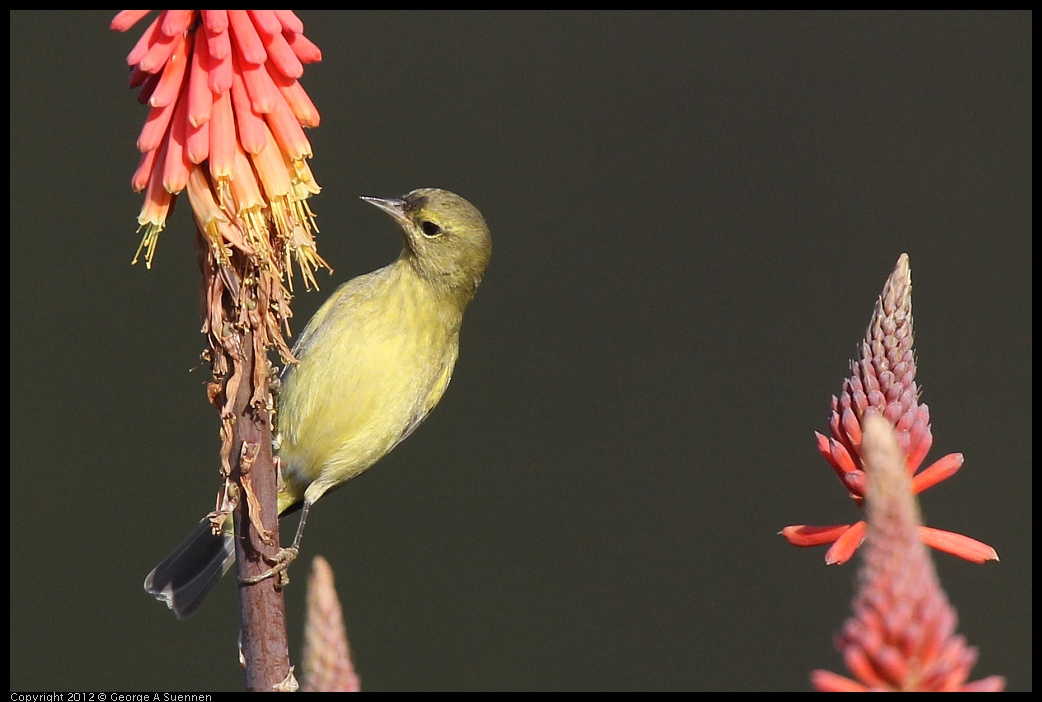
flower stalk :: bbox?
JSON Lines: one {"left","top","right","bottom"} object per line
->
{"left": 113, "top": 10, "right": 325, "bottom": 690}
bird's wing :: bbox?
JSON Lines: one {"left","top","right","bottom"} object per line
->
{"left": 392, "top": 360, "right": 454, "bottom": 450}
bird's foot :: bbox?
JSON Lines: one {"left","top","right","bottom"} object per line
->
{"left": 240, "top": 546, "right": 300, "bottom": 587}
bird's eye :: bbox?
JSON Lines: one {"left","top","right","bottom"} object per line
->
{"left": 420, "top": 220, "right": 442, "bottom": 238}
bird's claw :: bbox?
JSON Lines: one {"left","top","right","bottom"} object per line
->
{"left": 240, "top": 546, "right": 299, "bottom": 587}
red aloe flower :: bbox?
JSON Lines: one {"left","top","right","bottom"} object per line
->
{"left": 781, "top": 254, "right": 998, "bottom": 565}
{"left": 811, "top": 416, "right": 1004, "bottom": 691}
{"left": 113, "top": 12, "right": 331, "bottom": 686}
{"left": 111, "top": 9, "right": 326, "bottom": 289}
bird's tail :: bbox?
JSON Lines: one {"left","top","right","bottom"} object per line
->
{"left": 144, "top": 518, "right": 235, "bottom": 619}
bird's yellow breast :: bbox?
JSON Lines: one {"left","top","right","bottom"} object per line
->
{"left": 275, "top": 257, "right": 462, "bottom": 512}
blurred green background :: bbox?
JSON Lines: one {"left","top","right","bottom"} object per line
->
{"left": 10, "top": 11, "right": 1031, "bottom": 691}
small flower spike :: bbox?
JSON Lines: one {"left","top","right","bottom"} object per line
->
{"left": 782, "top": 254, "right": 998, "bottom": 565}
{"left": 811, "top": 416, "right": 1004, "bottom": 691}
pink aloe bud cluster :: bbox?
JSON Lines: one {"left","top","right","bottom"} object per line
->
{"left": 781, "top": 254, "right": 998, "bottom": 565}
{"left": 811, "top": 416, "right": 1004, "bottom": 691}
{"left": 111, "top": 9, "right": 325, "bottom": 289}
{"left": 302, "top": 557, "right": 361, "bottom": 692}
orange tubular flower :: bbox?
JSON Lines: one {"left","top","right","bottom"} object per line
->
{"left": 114, "top": 10, "right": 328, "bottom": 540}
{"left": 112, "top": 9, "right": 325, "bottom": 289}
{"left": 781, "top": 254, "right": 998, "bottom": 565}
{"left": 811, "top": 416, "right": 1004, "bottom": 691}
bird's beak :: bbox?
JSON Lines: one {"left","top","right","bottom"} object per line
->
{"left": 361, "top": 196, "right": 410, "bottom": 227}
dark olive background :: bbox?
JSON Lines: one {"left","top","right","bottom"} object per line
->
{"left": 10, "top": 11, "right": 1031, "bottom": 691}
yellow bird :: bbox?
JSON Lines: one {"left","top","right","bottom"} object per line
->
{"left": 145, "top": 188, "right": 492, "bottom": 617}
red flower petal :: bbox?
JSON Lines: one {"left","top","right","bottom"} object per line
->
{"left": 266, "top": 81, "right": 312, "bottom": 160}
{"left": 187, "top": 32, "right": 213, "bottom": 128}
{"left": 917, "top": 527, "right": 998, "bottom": 564}
{"left": 811, "top": 669, "right": 868, "bottom": 692}
{"left": 208, "top": 89, "right": 235, "bottom": 180}
{"left": 262, "top": 28, "right": 304, "bottom": 80}
{"left": 126, "top": 14, "right": 161, "bottom": 66}
{"left": 275, "top": 78, "right": 320, "bottom": 128}
{"left": 910, "top": 453, "right": 963, "bottom": 494}
{"left": 147, "top": 32, "right": 191, "bottom": 109}
{"left": 111, "top": 10, "right": 152, "bottom": 32}
{"left": 201, "top": 9, "right": 229, "bottom": 34}
{"left": 137, "top": 100, "right": 177, "bottom": 154}
{"left": 247, "top": 10, "right": 282, "bottom": 37}
{"left": 780, "top": 523, "right": 854, "bottom": 547}
{"left": 185, "top": 117, "right": 209, "bottom": 165}
{"left": 139, "top": 23, "right": 181, "bottom": 74}
{"left": 286, "top": 31, "right": 322, "bottom": 64}
{"left": 228, "top": 10, "right": 266, "bottom": 65}
{"left": 905, "top": 405, "right": 933, "bottom": 474}
{"left": 132, "top": 148, "right": 158, "bottom": 193}
{"left": 825, "top": 520, "right": 867, "bottom": 565}
{"left": 230, "top": 55, "right": 267, "bottom": 154}
{"left": 204, "top": 17, "right": 231, "bottom": 62}
{"left": 159, "top": 9, "right": 195, "bottom": 37}
{"left": 240, "top": 57, "right": 278, "bottom": 114}
{"left": 273, "top": 10, "right": 304, "bottom": 35}
{"left": 162, "top": 91, "right": 191, "bottom": 193}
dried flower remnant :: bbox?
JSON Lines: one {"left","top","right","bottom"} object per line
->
{"left": 781, "top": 254, "right": 998, "bottom": 565}
{"left": 811, "top": 416, "right": 1004, "bottom": 692}
{"left": 302, "top": 557, "right": 361, "bottom": 692}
